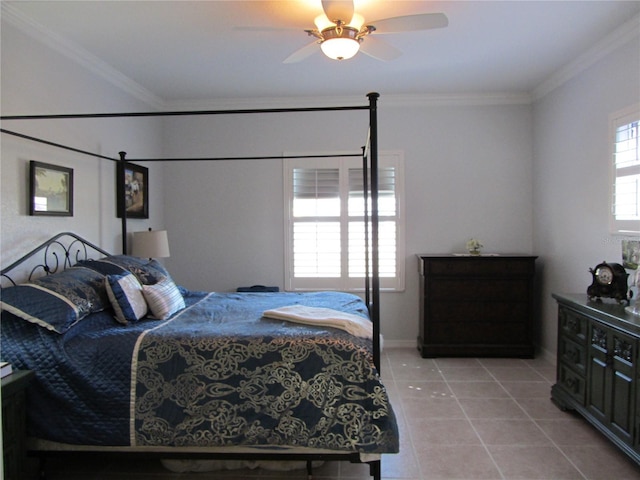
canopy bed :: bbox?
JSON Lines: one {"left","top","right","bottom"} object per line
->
{"left": 0, "top": 93, "right": 398, "bottom": 479}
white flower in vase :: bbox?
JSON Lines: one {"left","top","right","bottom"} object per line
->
{"left": 466, "top": 238, "right": 483, "bottom": 255}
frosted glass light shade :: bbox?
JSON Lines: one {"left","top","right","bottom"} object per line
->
{"left": 321, "top": 37, "right": 360, "bottom": 60}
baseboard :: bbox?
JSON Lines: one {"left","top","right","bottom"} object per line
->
{"left": 383, "top": 339, "right": 416, "bottom": 349}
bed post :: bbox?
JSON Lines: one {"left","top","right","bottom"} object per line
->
{"left": 368, "top": 92, "right": 383, "bottom": 480}
{"left": 367, "top": 92, "right": 380, "bottom": 373}
{"left": 119, "top": 151, "right": 128, "bottom": 254}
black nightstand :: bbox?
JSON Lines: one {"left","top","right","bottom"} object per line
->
{"left": 2, "top": 370, "right": 35, "bottom": 480}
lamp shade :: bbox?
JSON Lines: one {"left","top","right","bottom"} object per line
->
{"left": 132, "top": 229, "right": 170, "bottom": 258}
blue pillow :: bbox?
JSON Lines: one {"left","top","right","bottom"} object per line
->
{"left": 0, "top": 267, "right": 107, "bottom": 333}
{"left": 78, "top": 255, "right": 171, "bottom": 285}
{"left": 105, "top": 272, "right": 148, "bottom": 324}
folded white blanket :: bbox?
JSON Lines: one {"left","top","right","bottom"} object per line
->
{"left": 262, "top": 305, "right": 372, "bottom": 339}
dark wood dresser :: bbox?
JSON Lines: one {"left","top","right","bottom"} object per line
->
{"left": 551, "top": 293, "right": 640, "bottom": 466}
{"left": 417, "top": 254, "right": 537, "bottom": 358}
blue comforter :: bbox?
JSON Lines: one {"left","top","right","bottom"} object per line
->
{"left": 1, "top": 290, "right": 398, "bottom": 454}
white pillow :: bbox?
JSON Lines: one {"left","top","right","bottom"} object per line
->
{"left": 142, "top": 277, "right": 185, "bottom": 320}
{"left": 105, "top": 272, "right": 148, "bottom": 324}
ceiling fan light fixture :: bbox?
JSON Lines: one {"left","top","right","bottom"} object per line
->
{"left": 320, "top": 25, "right": 360, "bottom": 60}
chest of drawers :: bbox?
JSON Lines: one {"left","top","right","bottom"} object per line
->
{"left": 417, "top": 255, "right": 537, "bottom": 358}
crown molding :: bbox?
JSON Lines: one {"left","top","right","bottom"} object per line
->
{"left": 1, "top": 2, "right": 164, "bottom": 110}
{"left": 533, "top": 13, "right": 640, "bottom": 101}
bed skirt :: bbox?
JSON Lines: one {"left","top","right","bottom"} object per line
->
{"left": 28, "top": 437, "right": 382, "bottom": 463}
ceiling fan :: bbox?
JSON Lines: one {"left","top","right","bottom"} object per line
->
{"left": 241, "top": 0, "right": 448, "bottom": 63}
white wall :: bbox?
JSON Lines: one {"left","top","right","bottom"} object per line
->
{"left": 0, "top": 21, "right": 165, "bottom": 275}
{"left": 161, "top": 101, "right": 534, "bottom": 343}
{"left": 532, "top": 31, "right": 640, "bottom": 359}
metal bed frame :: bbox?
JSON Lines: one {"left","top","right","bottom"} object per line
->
{"left": 0, "top": 92, "right": 384, "bottom": 479}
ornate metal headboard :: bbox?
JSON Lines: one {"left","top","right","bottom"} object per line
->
{"left": 1, "top": 232, "right": 111, "bottom": 287}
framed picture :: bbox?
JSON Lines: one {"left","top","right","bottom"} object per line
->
{"left": 622, "top": 239, "right": 639, "bottom": 270}
{"left": 29, "top": 161, "right": 73, "bottom": 216}
{"left": 117, "top": 162, "right": 149, "bottom": 219}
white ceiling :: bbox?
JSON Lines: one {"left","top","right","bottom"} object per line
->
{"left": 3, "top": 1, "right": 640, "bottom": 104}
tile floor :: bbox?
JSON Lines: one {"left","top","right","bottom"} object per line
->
{"left": 35, "top": 348, "right": 640, "bottom": 479}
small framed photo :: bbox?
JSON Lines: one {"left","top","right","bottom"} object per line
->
{"left": 117, "top": 162, "right": 149, "bottom": 219}
{"left": 29, "top": 161, "right": 73, "bottom": 216}
{"left": 622, "top": 239, "right": 639, "bottom": 270}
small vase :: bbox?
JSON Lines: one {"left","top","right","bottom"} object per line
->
{"left": 469, "top": 248, "right": 481, "bottom": 256}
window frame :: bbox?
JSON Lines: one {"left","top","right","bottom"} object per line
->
{"left": 283, "top": 151, "right": 405, "bottom": 292}
{"left": 609, "top": 104, "right": 640, "bottom": 236}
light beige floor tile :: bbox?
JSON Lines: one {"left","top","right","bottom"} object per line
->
{"left": 471, "top": 419, "right": 550, "bottom": 445}
{"left": 488, "top": 445, "right": 585, "bottom": 479}
{"left": 518, "top": 397, "right": 573, "bottom": 419}
{"left": 434, "top": 357, "right": 483, "bottom": 368}
{"left": 560, "top": 444, "right": 640, "bottom": 480}
{"left": 457, "top": 397, "right": 528, "bottom": 419}
{"left": 448, "top": 380, "right": 509, "bottom": 399}
{"left": 409, "top": 418, "right": 482, "bottom": 445}
{"left": 390, "top": 362, "right": 444, "bottom": 381}
{"left": 394, "top": 380, "right": 453, "bottom": 399}
{"left": 478, "top": 358, "right": 530, "bottom": 368}
{"left": 499, "top": 380, "right": 552, "bottom": 398}
{"left": 415, "top": 445, "right": 502, "bottom": 479}
{"left": 438, "top": 366, "right": 495, "bottom": 382}
{"left": 484, "top": 366, "right": 547, "bottom": 382}
{"left": 401, "top": 396, "right": 467, "bottom": 420}
{"left": 536, "top": 417, "right": 609, "bottom": 446}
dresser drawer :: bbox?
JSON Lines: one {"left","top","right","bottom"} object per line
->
{"left": 424, "top": 258, "right": 534, "bottom": 277}
{"left": 559, "top": 335, "right": 587, "bottom": 375}
{"left": 428, "top": 321, "right": 529, "bottom": 345}
{"left": 558, "top": 363, "right": 586, "bottom": 404}
{"left": 428, "top": 279, "right": 530, "bottom": 302}
{"left": 428, "top": 301, "right": 530, "bottom": 324}
{"left": 559, "top": 306, "right": 588, "bottom": 344}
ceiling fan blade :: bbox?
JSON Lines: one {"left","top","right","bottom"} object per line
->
{"left": 322, "top": 0, "right": 354, "bottom": 23}
{"left": 234, "top": 25, "right": 301, "bottom": 32}
{"left": 370, "top": 12, "right": 448, "bottom": 34}
{"left": 283, "top": 40, "right": 319, "bottom": 64}
{"left": 359, "top": 36, "right": 402, "bottom": 61}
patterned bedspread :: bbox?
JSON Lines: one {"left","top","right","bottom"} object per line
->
{"left": 1, "top": 290, "right": 399, "bottom": 454}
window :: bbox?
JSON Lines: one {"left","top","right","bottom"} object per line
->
{"left": 610, "top": 105, "right": 640, "bottom": 235}
{"left": 284, "top": 152, "right": 405, "bottom": 291}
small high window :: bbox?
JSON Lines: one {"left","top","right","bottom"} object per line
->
{"left": 611, "top": 106, "right": 640, "bottom": 235}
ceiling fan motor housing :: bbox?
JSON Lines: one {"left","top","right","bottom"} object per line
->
{"left": 321, "top": 24, "right": 361, "bottom": 42}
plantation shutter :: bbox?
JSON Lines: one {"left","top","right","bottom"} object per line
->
{"left": 285, "top": 152, "right": 405, "bottom": 291}
{"left": 292, "top": 168, "right": 340, "bottom": 277}
{"left": 612, "top": 111, "right": 640, "bottom": 234}
{"left": 348, "top": 167, "right": 397, "bottom": 278}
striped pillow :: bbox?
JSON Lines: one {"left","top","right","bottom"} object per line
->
{"left": 142, "top": 277, "right": 185, "bottom": 320}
